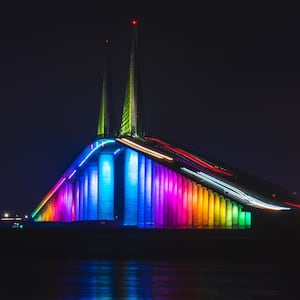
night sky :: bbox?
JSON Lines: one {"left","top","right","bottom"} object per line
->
{"left": 1, "top": 1, "right": 300, "bottom": 216}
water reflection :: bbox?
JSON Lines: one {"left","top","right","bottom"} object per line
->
{"left": 76, "top": 260, "right": 152, "bottom": 299}
{"left": 1, "top": 258, "right": 300, "bottom": 299}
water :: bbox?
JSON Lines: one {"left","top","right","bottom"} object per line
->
{"left": 1, "top": 258, "right": 299, "bottom": 299}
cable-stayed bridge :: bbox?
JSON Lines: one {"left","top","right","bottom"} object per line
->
{"left": 31, "top": 20, "right": 300, "bottom": 230}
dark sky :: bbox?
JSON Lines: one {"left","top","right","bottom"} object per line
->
{"left": 1, "top": 1, "right": 300, "bottom": 216}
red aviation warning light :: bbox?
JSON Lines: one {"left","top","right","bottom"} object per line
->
{"left": 131, "top": 19, "right": 138, "bottom": 26}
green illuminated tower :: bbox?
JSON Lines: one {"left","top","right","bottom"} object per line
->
{"left": 97, "top": 39, "right": 113, "bottom": 138}
{"left": 120, "top": 19, "right": 145, "bottom": 139}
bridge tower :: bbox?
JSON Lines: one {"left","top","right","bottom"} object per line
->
{"left": 120, "top": 20, "right": 145, "bottom": 139}
{"left": 97, "top": 39, "right": 114, "bottom": 138}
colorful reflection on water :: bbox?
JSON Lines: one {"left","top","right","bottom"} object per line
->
{"left": 1, "top": 259, "right": 299, "bottom": 299}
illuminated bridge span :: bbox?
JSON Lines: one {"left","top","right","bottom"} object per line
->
{"left": 31, "top": 20, "right": 300, "bottom": 229}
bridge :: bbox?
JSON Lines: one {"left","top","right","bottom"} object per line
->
{"left": 30, "top": 20, "right": 300, "bottom": 230}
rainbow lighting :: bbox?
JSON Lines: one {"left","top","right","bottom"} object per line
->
{"left": 31, "top": 139, "right": 117, "bottom": 220}
{"left": 32, "top": 141, "right": 251, "bottom": 228}
{"left": 31, "top": 19, "right": 300, "bottom": 228}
